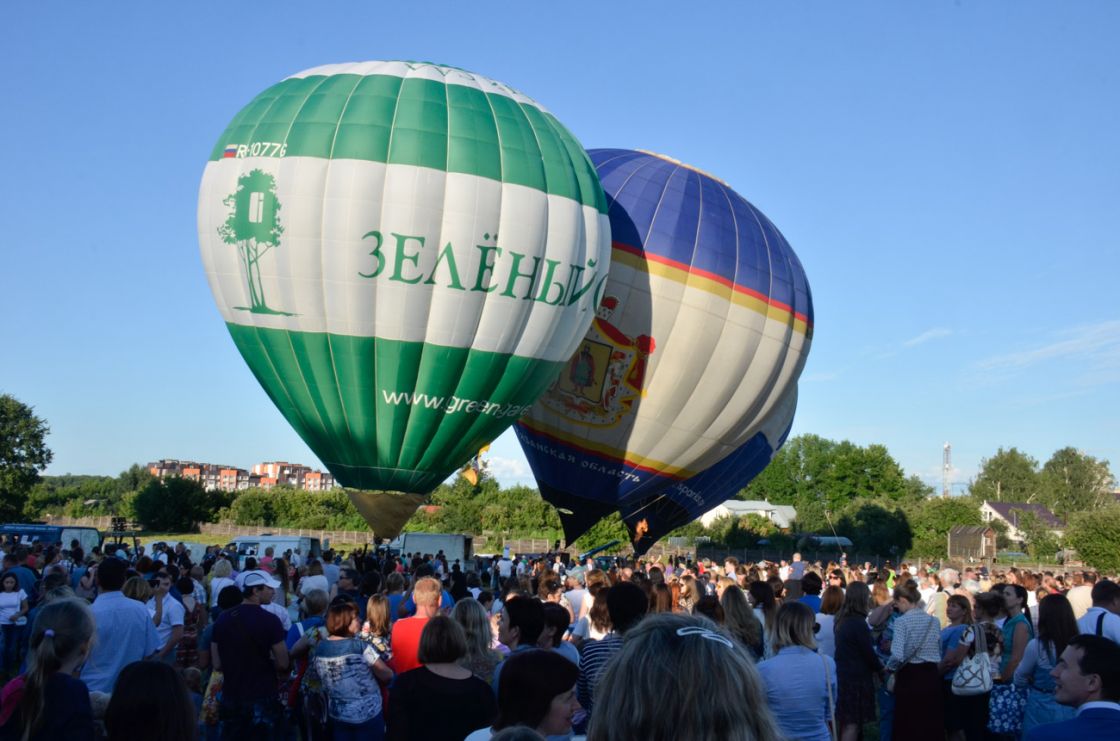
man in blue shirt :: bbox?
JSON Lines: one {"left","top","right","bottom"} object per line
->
{"left": 80, "top": 558, "right": 162, "bottom": 693}
{"left": 1027, "top": 635, "right": 1120, "bottom": 741}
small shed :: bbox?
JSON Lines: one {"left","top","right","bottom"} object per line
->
{"left": 948, "top": 525, "right": 996, "bottom": 560}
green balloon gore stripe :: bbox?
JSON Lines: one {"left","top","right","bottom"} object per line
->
{"left": 209, "top": 73, "right": 606, "bottom": 214}
{"left": 226, "top": 323, "right": 565, "bottom": 493}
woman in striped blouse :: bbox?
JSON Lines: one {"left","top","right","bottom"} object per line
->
{"left": 885, "top": 580, "right": 943, "bottom": 741}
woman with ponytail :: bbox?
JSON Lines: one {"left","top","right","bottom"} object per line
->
{"left": 0, "top": 597, "right": 96, "bottom": 741}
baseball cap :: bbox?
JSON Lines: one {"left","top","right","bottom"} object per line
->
{"left": 243, "top": 571, "right": 280, "bottom": 589}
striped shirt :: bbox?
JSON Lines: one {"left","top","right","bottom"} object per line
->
{"left": 888, "top": 608, "right": 942, "bottom": 670}
{"left": 576, "top": 633, "right": 623, "bottom": 733}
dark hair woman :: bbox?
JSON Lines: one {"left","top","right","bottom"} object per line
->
{"left": 0, "top": 573, "right": 30, "bottom": 677}
{"left": 174, "top": 575, "right": 206, "bottom": 670}
{"left": 748, "top": 580, "right": 779, "bottom": 654}
{"left": 388, "top": 616, "right": 496, "bottom": 740}
{"left": 988, "top": 583, "right": 1034, "bottom": 735}
{"left": 833, "top": 582, "right": 884, "bottom": 741}
{"left": 106, "top": 660, "right": 196, "bottom": 741}
{"left": 463, "top": 647, "right": 580, "bottom": 740}
{"left": 1013, "top": 593, "right": 1078, "bottom": 735}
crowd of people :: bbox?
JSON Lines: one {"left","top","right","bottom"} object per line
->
{"left": 0, "top": 537, "right": 1117, "bottom": 740}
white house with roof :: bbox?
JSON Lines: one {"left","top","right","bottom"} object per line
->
{"left": 700, "top": 499, "right": 797, "bottom": 529}
{"left": 979, "top": 501, "right": 1064, "bottom": 542}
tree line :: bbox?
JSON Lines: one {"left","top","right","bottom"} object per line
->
{"left": 3, "top": 392, "right": 1118, "bottom": 569}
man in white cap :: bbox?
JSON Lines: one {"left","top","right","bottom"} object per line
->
{"left": 211, "top": 570, "right": 290, "bottom": 736}
{"left": 236, "top": 569, "right": 291, "bottom": 630}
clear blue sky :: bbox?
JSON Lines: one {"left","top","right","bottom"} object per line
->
{"left": 3, "top": 3, "right": 1117, "bottom": 493}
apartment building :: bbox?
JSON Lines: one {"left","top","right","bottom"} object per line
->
{"left": 147, "top": 459, "right": 335, "bottom": 492}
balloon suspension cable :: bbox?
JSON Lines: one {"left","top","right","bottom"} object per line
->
{"left": 823, "top": 500, "right": 841, "bottom": 542}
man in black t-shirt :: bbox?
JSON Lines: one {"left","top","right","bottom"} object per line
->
{"left": 212, "top": 571, "right": 289, "bottom": 739}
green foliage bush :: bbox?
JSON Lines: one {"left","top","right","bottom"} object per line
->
{"left": 1065, "top": 507, "right": 1120, "bottom": 573}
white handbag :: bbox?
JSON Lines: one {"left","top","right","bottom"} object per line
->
{"left": 951, "top": 624, "right": 993, "bottom": 696}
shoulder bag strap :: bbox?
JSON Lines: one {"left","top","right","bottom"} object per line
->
{"left": 1097, "top": 611, "right": 1106, "bottom": 637}
{"left": 973, "top": 623, "right": 987, "bottom": 655}
{"left": 901, "top": 614, "right": 936, "bottom": 667}
{"left": 821, "top": 653, "right": 836, "bottom": 741}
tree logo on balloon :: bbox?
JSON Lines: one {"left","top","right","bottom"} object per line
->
{"left": 218, "top": 169, "right": 294, "bottom": 316}
{"left": 541, "top": 295, "right": 655, "bottom": 427}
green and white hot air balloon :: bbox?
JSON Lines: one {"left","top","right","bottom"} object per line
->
{"left": 198, "top": 61, "right": 610, "bottom": 536}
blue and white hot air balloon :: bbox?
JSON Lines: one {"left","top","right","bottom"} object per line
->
{"left": 515, "top": 148, "right": 813, "bottom": 553}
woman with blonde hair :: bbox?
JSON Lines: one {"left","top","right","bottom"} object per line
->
{"left": 587, "top": 613, "right": 781, "bottom": 741}
{"left": 0, "top": 598, "right": 96, "bottom": 740}
{"left": 715, "top": 576, "right": 736, "bottom": 600}
{"left": 758, "top": 602, "right": 837, "bottom": 741}
{"left": 721, "top": 585, "right": 764, "bottom": 660}
{"left": 207, "top": 558, "right": 236, "bottom": 618}
{"left": 451, "top": 598, "right": 502, "bottom": 685}
{"left": 121, "top": 576, "right": 152, "bottom": 604}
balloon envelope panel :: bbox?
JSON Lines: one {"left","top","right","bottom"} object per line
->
{"left": 198, "top": 61, "right": 610, "bottom": 495}
{"left": 516, "top": 148, "right": 812, "bottom": 547}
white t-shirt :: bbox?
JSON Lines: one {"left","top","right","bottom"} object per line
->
{"left": 0, "top": 590, "right": 27, "bottom": 623}
{"left": 565, "top": 587, "right": 589, "bottom": 619}
{"left": 146, "top": 596, "right": 185, "bottom": 647}
{"left": 496, "top": 559, "right": 513, "bottom": 578}
{"left": 570, "top": 616, "right": 609, "bottom": 642}
{"left": 261, "top": 600, "right": 293, "bottom": 631}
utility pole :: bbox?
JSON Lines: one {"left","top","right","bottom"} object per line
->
{"left": 942, "top": 442, "right": 952, "bottom": 498}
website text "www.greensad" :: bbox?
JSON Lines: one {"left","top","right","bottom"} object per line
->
{"left": 381, "top": 390, "right": 531, "bottom": 419}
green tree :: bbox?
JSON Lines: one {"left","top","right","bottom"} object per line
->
{"left": 740, "top": 434, "right": 923, "bottom": 532}
{"left": 1037, "top": 448, "right": 1116, "bottom": 518}
{"left": 218, "top": 169, "right": 286, "bottom": 314}
{"left": 117, "top": 463, "right": 154, "bottom": 493}
{"left": 969, "top": 447, "right": 1040, "bottom": 503}
{"left": 572, "top": 513, "right": 630, "bottom": 551}
{"left": 131, "top": 477, "right": 227, "bottom": 532}
{"left": 0, "top": 394, "right": 53, "bottom": 520}
{"left": 1014, "top": 510, "right": 1060, "bottom": 560}
{"left": 1065, "top": 506, "right": 1120, "bottom": 573}
{"left": 229, "top": 489, "right": 278, "bottom": 526}
{"left": 908, "top": 497, "right": 983, "bottom": 558}
{"left": 837, "top": 502, "right": 912, "bottom": 556}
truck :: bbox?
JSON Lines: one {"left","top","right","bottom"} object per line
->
{"left": 230, "top": 535, "right": 322, "bottom": 570}
{"left": 393, "top": 533, "right": 473, "bottom": 569}
{"left": 0, "top": 523, "right": 102, "bottom": 554}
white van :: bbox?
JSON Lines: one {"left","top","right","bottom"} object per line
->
{"left": 231, "top": 535, "right": 322, "bottom": 570}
